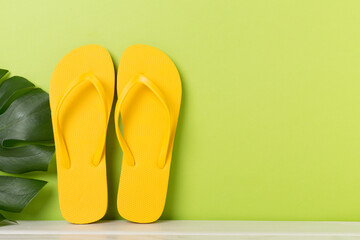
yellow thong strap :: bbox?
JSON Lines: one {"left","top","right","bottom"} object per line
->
{"left": 114, "top": 74, "right": 172, "bottom": 169}
{"left": 54, "top": 73, "right": 108, "bottom": 169}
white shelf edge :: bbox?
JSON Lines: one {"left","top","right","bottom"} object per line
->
{"left": 2, "top": 220, "right": 360, "bottom": 237}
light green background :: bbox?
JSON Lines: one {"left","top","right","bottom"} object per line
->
{"left": 2, "top": 0, "right": 360, "bottom": 221}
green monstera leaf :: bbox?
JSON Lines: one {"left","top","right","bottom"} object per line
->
{"left": 0, "top": 176, "right": 47, "bottom": 212}
{"left": 0, "top": 69, "right": 54, "bottom": 223}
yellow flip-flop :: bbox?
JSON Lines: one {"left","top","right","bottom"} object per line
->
{"left": 50, "top": 45, "right": 114, "bottom": 224}
{"left": 115, "top": 44, "right": 182, "bottom": 223}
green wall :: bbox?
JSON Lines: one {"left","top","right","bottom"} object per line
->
{"left": 2, "top": 0, "right": 360, "bottom": 221}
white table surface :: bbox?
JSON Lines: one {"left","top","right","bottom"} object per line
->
{"left": 1, "top": 220, "right": 360, "bottom": 240}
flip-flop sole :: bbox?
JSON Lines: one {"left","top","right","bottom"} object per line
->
{"left": 116, "top": 44, "right": 182, "bottom": 223}
{"left": 50, "top": 45, "right": 114, "bottom": 224}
